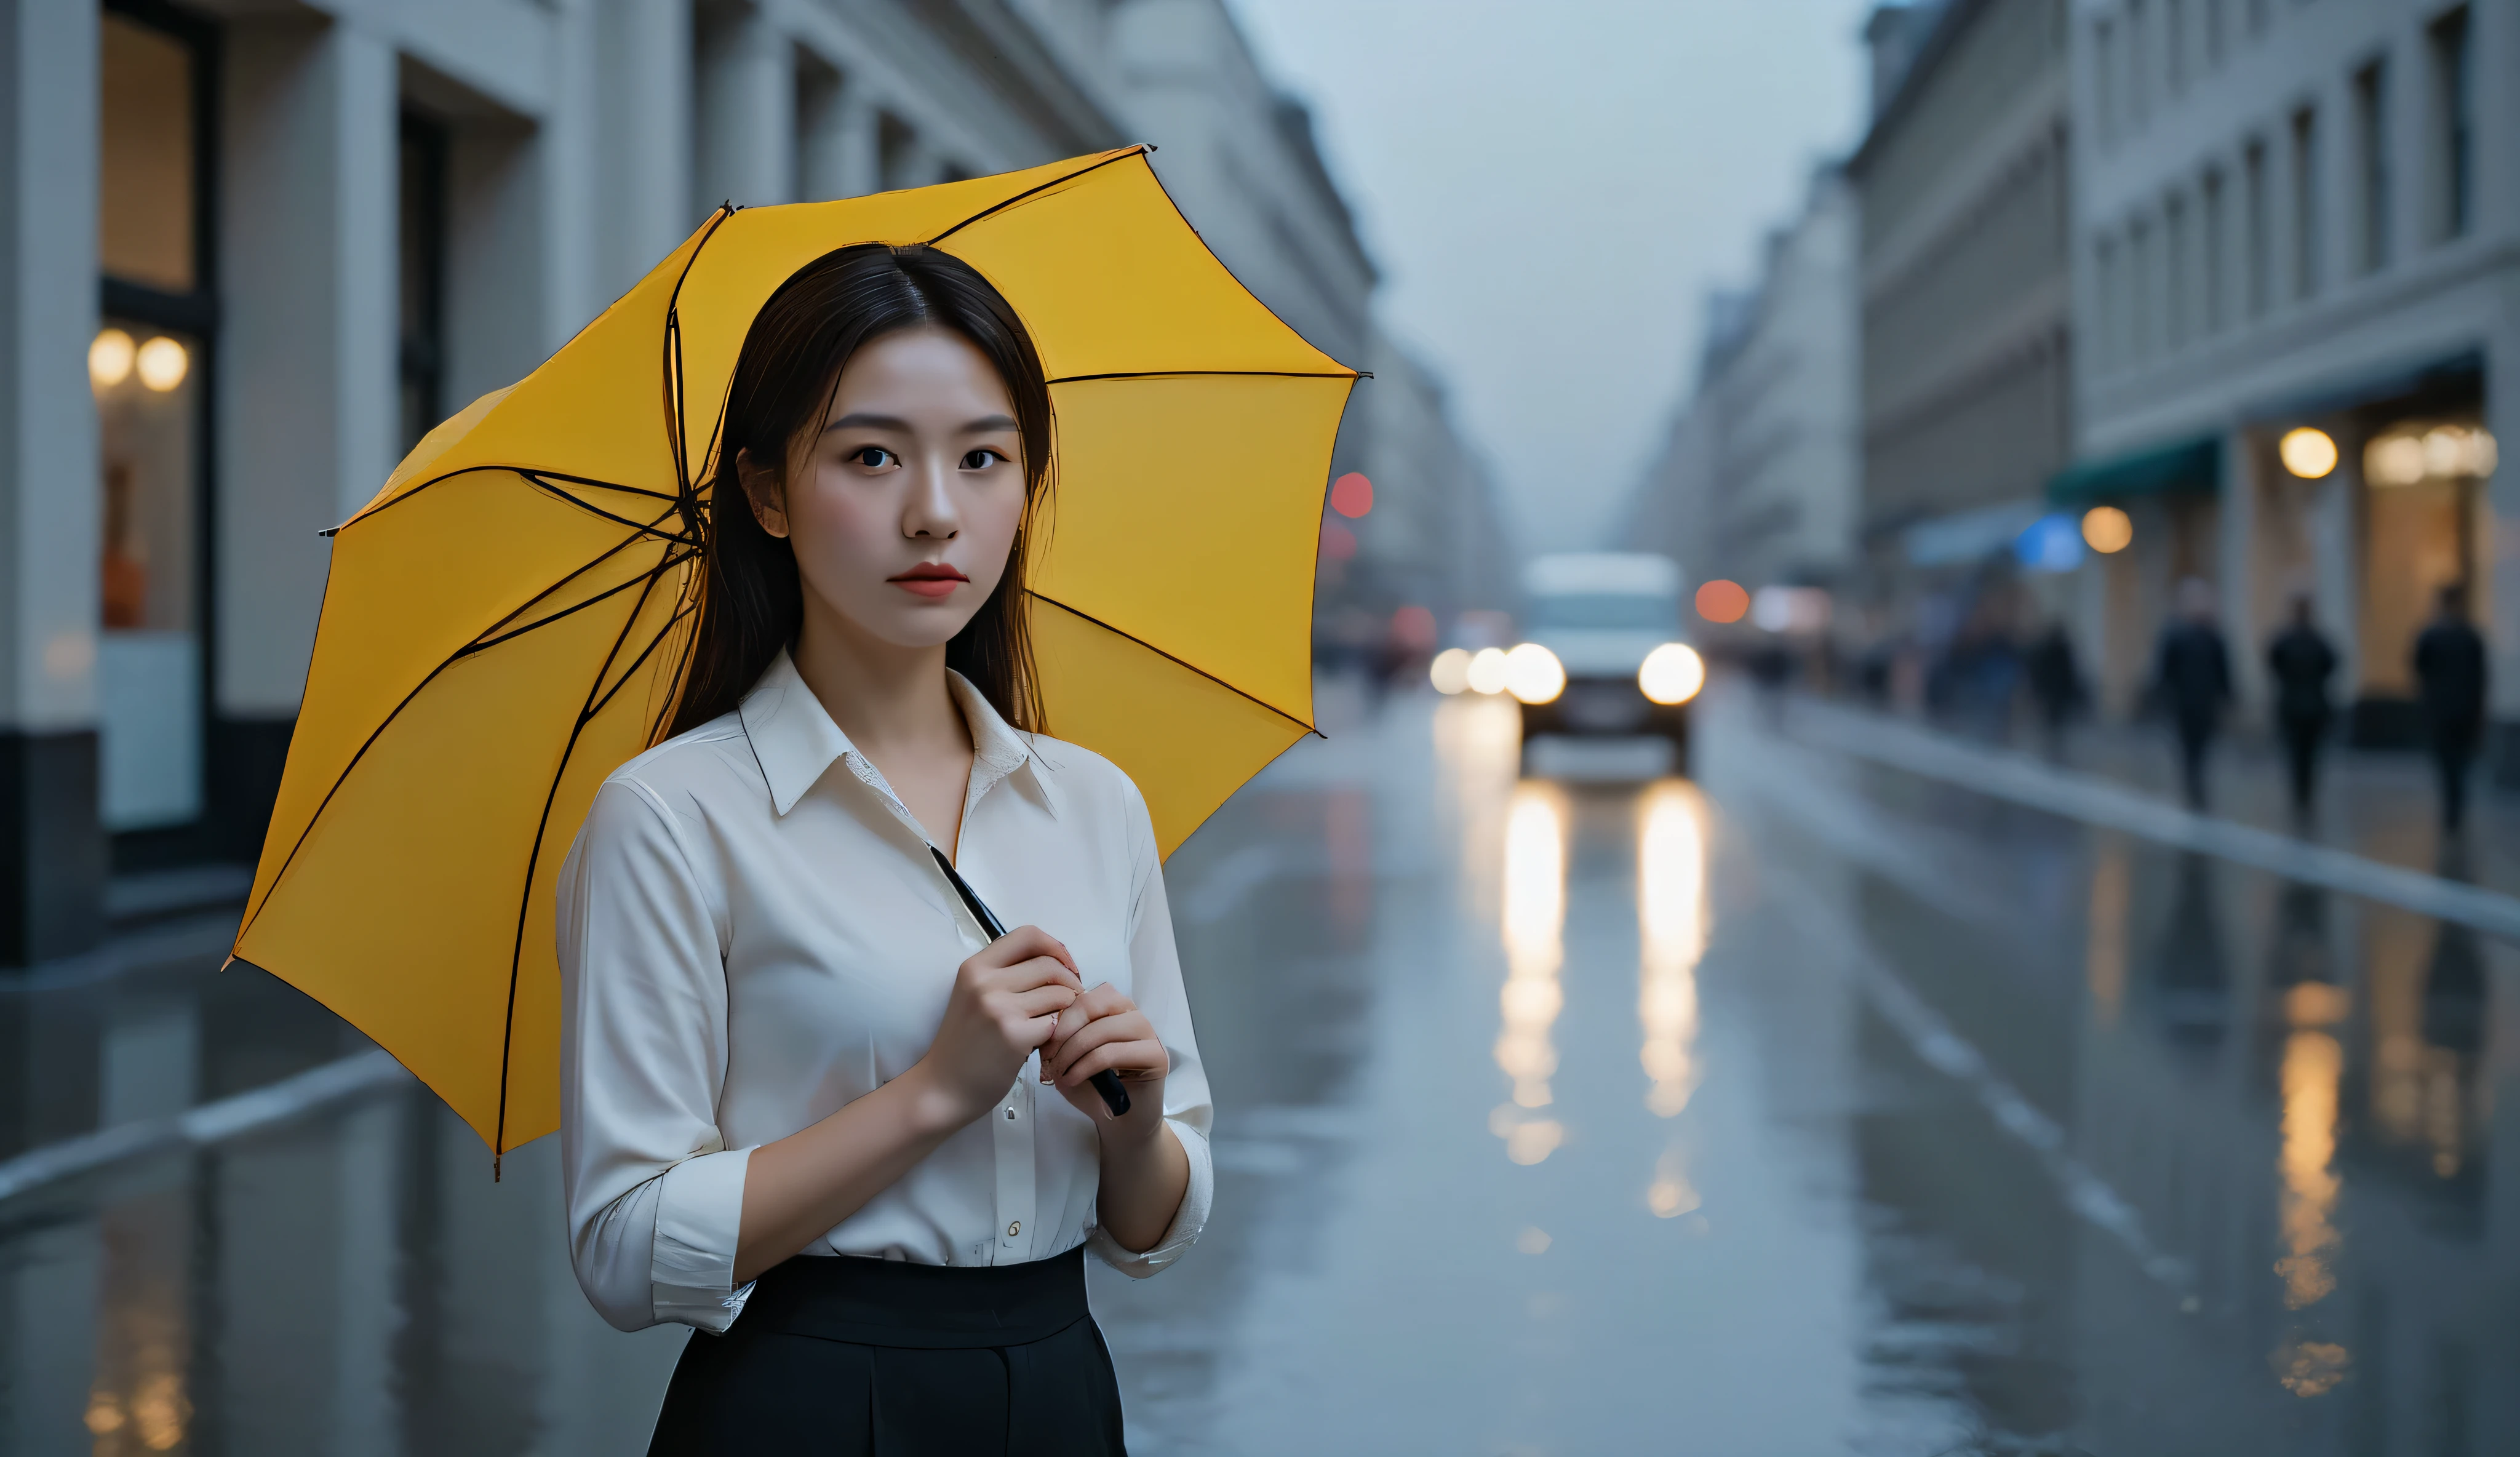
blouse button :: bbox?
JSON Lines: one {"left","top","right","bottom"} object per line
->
{"left": 1007, "top": 1221, "right": 1021, "bottom": 1237}
{"left": 1004, "top": 1106, "right": 1016, "bottom": 1120}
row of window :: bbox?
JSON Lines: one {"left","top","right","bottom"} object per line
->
{"left": 2092, "top": 0, "right": 2280, "bottom": 143}
{"left": 2089, "top": 6, "right": 2475, "bottom": 373}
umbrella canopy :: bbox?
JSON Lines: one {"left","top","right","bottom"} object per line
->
{"left": 232, "top": 147, "right": 1358, "bottom": 1160}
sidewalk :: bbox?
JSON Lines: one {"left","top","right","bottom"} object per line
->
{"left": 1786, "top": 690, "right": 2520, "bottom": 925}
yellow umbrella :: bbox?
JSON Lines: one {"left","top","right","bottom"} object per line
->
{"left": 231, "top": 147, "right": 1358, "bottom": 1165}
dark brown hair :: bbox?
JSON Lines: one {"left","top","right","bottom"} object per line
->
{"left": 663, "top": 243, "right": 1053, "bottom": 740}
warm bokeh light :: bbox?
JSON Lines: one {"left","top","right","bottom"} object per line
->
{"left": 1502, "top": 642, "right": 1565, "bottom": 705}
{"left": 89, "top": 327, "right": 135, "bottom": 389}
{"left": 2080, "top": 505, "right": 2133, "bottom": 553}
{"left": 1465, "top": 646, "right": 1509, "bottom": 695}
{"left": 1494, "top": 784, "right": 1567, "bottom": 1163}
{"left": 1638, "top": 642, "right": 1705, "bottom": 705}
{"left": 1637, "top": 780, "right": 1707, "bottom": 1117}
{"left": 2279, "top": 426, "right": 2338, "bottom": 479}
{"left": 1429, "top": 646, "right": 1472, "bottom": 694}
{"left": 2276, "top": 1029, "right": 2343, "bottom": 1311}
{"left": 1318, "top": 519, "right": 1357, "bottom": 561}
{"left": 2366, "top": 431, "right": 2426, "bottom": 487}
{"left": 1694, "top": 578, "right": 1748, "bottom": 623}
{"left": 1329, "top": 471, "right": 1373, "bottom": 517}
{"left": 135, "top": 335, "right": 188, "bottom": 392}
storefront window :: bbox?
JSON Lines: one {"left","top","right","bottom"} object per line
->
{"left": 96, "top": 7, "right": 212, "bottom": 836}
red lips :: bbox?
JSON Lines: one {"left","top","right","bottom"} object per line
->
{"left": 889, "top": 563, "right": 967, "bottom": 600}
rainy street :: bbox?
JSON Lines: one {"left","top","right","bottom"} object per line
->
{"left": 4, "top": 681, "right": 2513, "bottom": 1456}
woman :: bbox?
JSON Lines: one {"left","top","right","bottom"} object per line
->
{"left": 557, "top": 243, "right": 1210, "bottom": 1454}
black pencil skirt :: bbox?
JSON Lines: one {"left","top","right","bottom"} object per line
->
{"left": 646, "top": 1246, "right": 1126, "bottom": 1456}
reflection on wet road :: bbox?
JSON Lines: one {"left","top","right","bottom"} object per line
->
{"left": 4, "top": 682, "right": 2516, "bottom": 1455}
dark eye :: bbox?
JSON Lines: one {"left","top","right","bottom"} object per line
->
{"left": 961, "top": 448, "right": 1005, "bottom": 470}
{"left": 850, "top": 446, "right": 895, "bottom": 469}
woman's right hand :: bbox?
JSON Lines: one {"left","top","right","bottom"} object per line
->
{"left": 911, "top": 925, "right": 1082, "bottom": 1126}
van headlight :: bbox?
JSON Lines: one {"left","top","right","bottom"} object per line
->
{"left": 1504, "top": 643, "right": 1566, "bottom": 705}
{"left": 1638, "top": 643, "right": 1704, "bottom": 705}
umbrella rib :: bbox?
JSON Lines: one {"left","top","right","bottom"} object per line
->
{"left": 513, "top": 474, "right": 698, "bottom": 547}
{"left": 923, "top": 146, "right": 1149, "bottom": 249}
{"left": 1026, "top": 591, "right": 1319, "bottom": 737}
{"left": 1047, "top": 369, "right": 1361, "bottom": 385}
{"left": 466, "top": 500, "right": 687, "bottom": 644}
{"left": 234, "top": 521, "right": 678, "bottom": 940}
{"left": 332, "top": 464, "right": 680, "bottom": 535}
{"left": 494, "top": 557, "right": 688, "bottom": 1165}
{"left": 461, "top": 546, "right": 698, "bottom": 659}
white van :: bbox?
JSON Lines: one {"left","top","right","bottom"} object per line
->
{"left": 1506, "top": 553, "right": 1702, "bottom": 763}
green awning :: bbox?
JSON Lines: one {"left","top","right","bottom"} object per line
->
{"left": 2045, "top": 436, "right": 2221, "bottom": 505}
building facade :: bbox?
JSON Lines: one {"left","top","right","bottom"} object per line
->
{"left": 1630, "top": 166, "right": 1861, "bottom": 602}
{"left": 0, "top": 0, "right": 1488, "bottom": 965}
{"left": 1846, "top": 0, "right": 2076, "bottom": 638}
{"left": 2061, "top": 0, "right": 2518, "bottom": 748}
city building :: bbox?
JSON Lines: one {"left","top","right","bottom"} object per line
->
{"left": 1625, "top": 167, "right": 1860, "bottom": 605}
{"left": 1844, "top": 0, "right": 2076, "bottom": 648}
{"left": 0, "top": 0, "right": 1494, "bottom": 966}
{"left": 2058, "top": 0, "right": 2516, "bottom": 751}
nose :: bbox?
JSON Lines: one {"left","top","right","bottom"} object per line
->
{"left": 902, "top": 452, "right": 961, "bottom": 541}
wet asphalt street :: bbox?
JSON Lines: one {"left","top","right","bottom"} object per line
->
{"left": 3, "top": 681, "right": 2516, "bottom": 1455}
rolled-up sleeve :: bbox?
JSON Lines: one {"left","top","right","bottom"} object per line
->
{"left": 557, "top": 778, "right": 754, "bottom": 1333}
{"left": 1088, "top": 782, "right": 1214, "bottom": 1277}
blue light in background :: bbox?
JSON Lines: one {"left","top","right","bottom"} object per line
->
{"left": 2014, "top": 513, "right": 2086, "bottom": 573}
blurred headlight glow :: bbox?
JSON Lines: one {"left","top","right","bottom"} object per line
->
{"left": 1466, "top": 647, "right": 1509, "bottom": 696}
{"left": 1638, "top": 643, "right": 1705, "bottom": 705}
{"left": 1429, "top": 647, "right": 1472, "bottom": 695}
{"left": 1504, "top": 644, "right": 1566, "bottom": 705}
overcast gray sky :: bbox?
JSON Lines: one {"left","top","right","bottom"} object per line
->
{"left": 1222, "top": 0, "right": 1877, "bottom": 554}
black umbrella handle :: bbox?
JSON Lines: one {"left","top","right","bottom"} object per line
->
{"left": 930, "top": 847, "right": 1133, "bottom": 1119}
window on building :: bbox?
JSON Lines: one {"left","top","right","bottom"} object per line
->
{"left": 2165, "top": 191, "right": 2190, "bottom": 348}
{"left": 877, "top": 111, "right": 919, "bottom": 192}
{"left": 397, "top": 114, "right": 450, "bottom": 451}
{"left": 96, "top": 4, "right": 215, "bottom": 836}
{"left": 2291, "top": 105, "right": 2321, "bottom": 300}
{"left": 2352, "top": 60, "right": 2390, "bottom": 275}
{"left": 2201, "top": 166, "right": 2227, "bottom": 332}
{"left": 2430, "top": 6, "right": 2473, "bottom": 240}
{"left": 2130, "top": 215, "right": 2155, "bottom": 359}
{"left": 2166, "top": 0, "right": 2187, "bottom": 97}
{"left": 2244, "top": 138, "right": 2270, "bottom": 316}
{"left": 793, "top": 48, "right": 842, "bottom": 202}
{"left": 2094, "top": 18, "right": 2118, "bottom": 142}
{"left": 2095, "top": 234, "right": 2121, "bottom": 370}
{"left": 2128, "top": 0, "right": 2151, "bottom": 126}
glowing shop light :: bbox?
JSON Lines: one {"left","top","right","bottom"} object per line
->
{"left": 2279, "top": 427, "right": 2338, "bottom": 479}
{"left": 89, "top": 328, "right": 135, "bottom": 389}
{"left": 136, "top": 336, "right": 189, "bottom": 393}
{"left": 1429, "top": 647, "right": 1472, "bottom": 695}
{"left": 1465, "top": 647, "right": 1509, "bottom": 696}
{"left": 2081, "top": 505, "right": 2133, "bottom": 554}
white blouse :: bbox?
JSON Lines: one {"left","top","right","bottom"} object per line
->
{"left": 556, "top": 651, "right": 1213, "bottom": 1334}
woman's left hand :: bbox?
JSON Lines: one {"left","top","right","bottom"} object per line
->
{"left": 1042, "top": 984, "right": 1168, "bottom": 1133}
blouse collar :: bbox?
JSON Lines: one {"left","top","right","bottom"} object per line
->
{"left": 738, "top": 650, "right": 1051, "bottom": 826}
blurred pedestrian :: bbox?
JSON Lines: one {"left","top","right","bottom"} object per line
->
{"left": 2413, "top": 583, "right": 2488, "bottom": 833}
{"left": 2151, "top": 578, "right": 2231, "bottom": 810}
{"left": 2022, "top": 620, "right": 2084, "bottom": 756}
{"left": 2264, "top": 594, "right": 2337, "bottom": 820}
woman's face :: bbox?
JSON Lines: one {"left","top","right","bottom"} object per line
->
{"left": 742, "top": 326, "right": 1027, "bottom": 650}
